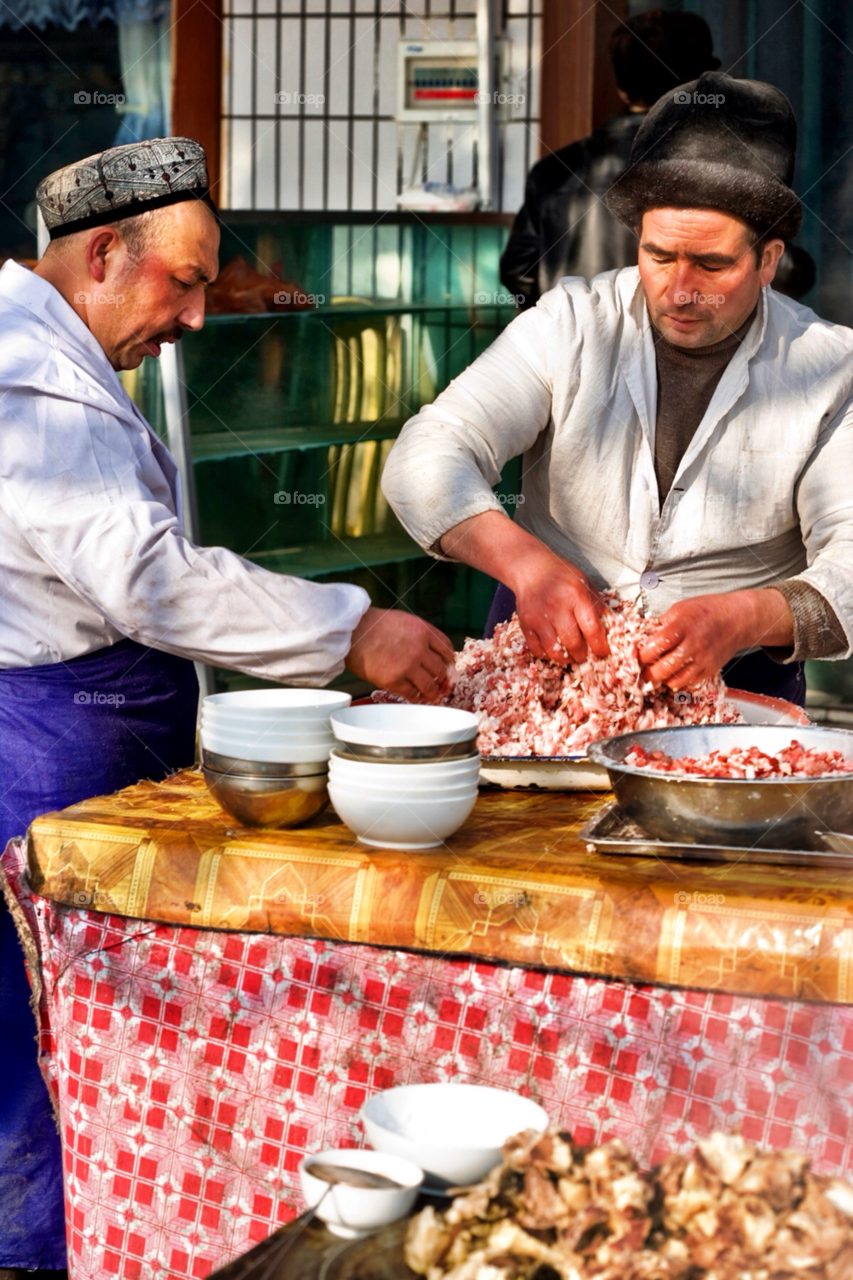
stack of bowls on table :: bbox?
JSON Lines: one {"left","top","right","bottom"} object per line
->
{"left": 200, "top": 689, "right": 351, "bottom": 828}
{"left": 328, "top": 704, "right": 481, "bottom": 848}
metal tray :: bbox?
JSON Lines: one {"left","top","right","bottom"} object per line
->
{"left": 208, "top": 1213, "right": 415, "bottom": 1279}
{"left": 580, "top": 801, "right": 853, "bottom": 869}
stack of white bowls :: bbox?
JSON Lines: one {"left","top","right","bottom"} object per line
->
{"left": 199, "top": 689, "right": 352, "bottom": 827}
{"left": 328, "top": 704, "right": 480, "bottom": 848}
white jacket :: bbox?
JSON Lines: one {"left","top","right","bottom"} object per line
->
{"left": 0, "top": 262, "right": 369, "bottom": 675}
{"left": 383, "top": 267, "right": 853, "bottom": 657}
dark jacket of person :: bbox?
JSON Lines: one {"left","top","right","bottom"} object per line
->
{"left": 500, "top": 112, "right": 646, "bottom": 308}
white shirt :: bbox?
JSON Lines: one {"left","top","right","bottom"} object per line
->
{"left": 0, "top": 261, "right": 370, "bottom": 678}
{"left": 383, "top": 267, "right": 853, "bottom": 658}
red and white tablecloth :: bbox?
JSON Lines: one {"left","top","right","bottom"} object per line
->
{"left": 4, "top": 836, "right": 853, "bottom": 1280}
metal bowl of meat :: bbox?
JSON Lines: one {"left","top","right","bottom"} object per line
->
{"left": 202, "top": 751, "right": 329, "bottom": 828}
{"left": 587, "top": 724, "right": 853, "bottom": 848}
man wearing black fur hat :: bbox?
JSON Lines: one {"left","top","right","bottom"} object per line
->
{"left": 383, "top": 73, "right": 853, "bottom": 702}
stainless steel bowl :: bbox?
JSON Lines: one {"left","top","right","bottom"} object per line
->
{"left": 587, "top": 724, "right": 853, "bottom": 849}
{"left": 330, "top": 742, "right": 479, "bottom": 764}
{"left": 202, "top": 765, "right": 329, "bottom": 828}
{"left": 202, "top": 748, "right": 328, "bottom": 778}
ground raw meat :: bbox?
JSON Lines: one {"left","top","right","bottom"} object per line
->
{"left": 625, "top": 740, "right": 853, "bottom": 779}
{"left": 404, "top": 1128, "right": 853, "bottom": 1280}
{"left": 445, "top": 595, "right": 741, "bottom": 757}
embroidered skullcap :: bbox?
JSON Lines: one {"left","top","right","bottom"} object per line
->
{"left": 36, "top": 137, "right": 213, "bottom": 240}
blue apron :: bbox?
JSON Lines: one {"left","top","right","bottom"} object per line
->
{"left": 484, "top": 583, "right": 806, "bottom": 706}
{"left": 0, "top": 638, "right": 198, "bottom": 1269}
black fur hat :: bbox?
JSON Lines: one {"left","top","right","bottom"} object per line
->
{"left": 605, "top": 71, "right": 802, "bottom": 241}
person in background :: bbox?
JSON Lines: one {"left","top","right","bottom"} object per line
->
{"left": 500, "top": 8, "right": 721, "bottom": 307}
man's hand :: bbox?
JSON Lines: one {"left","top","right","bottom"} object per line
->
{"left": 440, "top": 510, "right": 609, "bottom": 665}
{"left": 638, "top": 588, "right": 794, "bottom": 690}
{"left": 512, "top": 546, "right": 610, "bottom": 664}
{"left": 345, "top": 607, "right": 455, "bottom": 703}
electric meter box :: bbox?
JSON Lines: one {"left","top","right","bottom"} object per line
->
{"left": 397, "top": 40, "right": 480, "bottom": 123}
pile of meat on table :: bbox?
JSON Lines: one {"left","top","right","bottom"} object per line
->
{"left": 405, "top": 1127, "right": 853, "bottom": 1279}
{"left": 445, "top": 595, "right": 740, "bottom": 757}
{"left": 625, "top": 741, "right": 853, "bottom": 780}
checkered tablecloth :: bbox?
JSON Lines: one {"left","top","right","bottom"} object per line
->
{"left": 5, "top": 835, "right": 853, "bottom": 1280}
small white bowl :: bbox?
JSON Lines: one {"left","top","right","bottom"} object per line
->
{"left": 328, "top": 777, "right": 480, "bottom": 799}
{"left": 203, "top": 690, "right": 352, "bottom": 718}
{"left": 299, "top": 1149, "right": 423, "bottom": 1238}
{"left": 331, "top": 704, "right": 479, "bottom": 749}
{"left": 201, "top": 724, "right": 334, "bottom": 746}
{"left": 201, "top": 708, "right": 339, "bottom": 731}
{"left": 362, "top": 1084, "right": 549, "bottom": 1190}
{"left": 328, "top": 782, "right": 477, "bottom": 848}
{"left": 200, "top": 729, "right": 334, "bottom": 765}
{"left": 328, "top": 754, "right": 481, "bottom": 781}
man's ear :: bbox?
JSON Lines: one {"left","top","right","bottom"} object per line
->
{"left": 759, "top": 238, "right": 786, "bottom": 288}
{"left": 85, "top": 228, "right": 121, "bottom": 284}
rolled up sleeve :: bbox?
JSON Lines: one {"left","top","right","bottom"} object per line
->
{"left": 784, "top": 397, "right": 853, "bottom": 660}
{"left": 381, "top": 294, "right": 568, "bottom": 555}
{"left": 0, "top": 392, "right": 370, "bottom": 684}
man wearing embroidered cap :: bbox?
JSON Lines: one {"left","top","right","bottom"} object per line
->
{"left": 384, "top": 72, "right": 853, "bottom": 699}
{"left": 0, "top": 138, "right": 453, "bottom": 1273}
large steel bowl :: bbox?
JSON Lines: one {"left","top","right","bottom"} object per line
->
{"left": 587, "top": 724, "right": 853, "bottom": 849}
{"left": 202, "top": 763, "right": 329, "bottom": 828}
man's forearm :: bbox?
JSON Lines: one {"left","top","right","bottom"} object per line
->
{"left": 440, "top": 511, "right": 557, "bottom": 590}
{"left": 733, "top": 587, "right": 794, "bottom": 650}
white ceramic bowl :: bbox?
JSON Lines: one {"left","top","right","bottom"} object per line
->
{"left": 203, "top": 689, "right": 352, "bottom": 719}
{"left": 201, "top": 708, "right": 340, "bottom": 731}
{"left": 200, "top": 728, "right": 333, "bottom": 765}
{"left": 362, "top": 1084, "right": 550, "bottom": 1191}
{"left": 331, "top": 704, "right": 479, "bottom": 749}
{"left": 328, "top": 753, "right": 481, "bottom": 782}
{"left": 201, "top": 724, "right": 334, "bottom": 746}
{"left": 328, "top": 777, "right": 480, "bottom": 799}
{"left": 328, "top": 781, "right": 477, "bottom": 848}
{"left": 299, "top": 1149, "right": 423, "bottom": 1238}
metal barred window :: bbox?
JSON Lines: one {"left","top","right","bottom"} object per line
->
{"left": 221, "top": 0, "right": 541, "bottom": 211}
